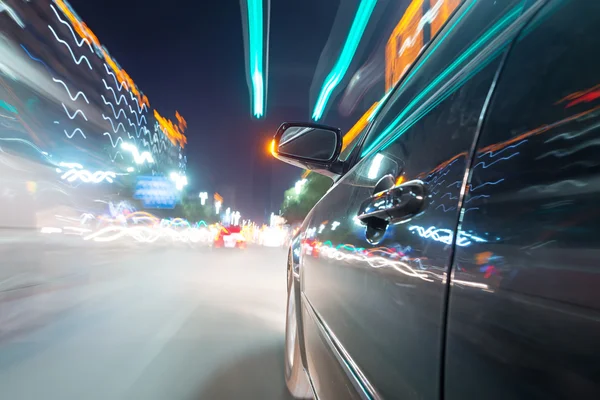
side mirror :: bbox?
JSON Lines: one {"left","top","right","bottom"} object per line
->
{"left": 273, "top": 122, "right": 343, "bottom": 177}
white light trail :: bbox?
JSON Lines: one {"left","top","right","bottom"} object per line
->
{"left": 53, "top": 78, "right": 89, "bottom": 103}
{"left": 64, "top": 128, "right": 86, "bottom": 139}
{"left": 49, "top": 4, "right": 93, "bottom": 52}
{"left": 121, "top": 142, "right": 154, "bottom": 164}
{"left": 0, "top": 1, "right": 25, "bottom": 28}
{"left": 48, "top": 25, "right": 92, "bottom": 69}
{"left": 62, "top": 103, "right": 88, "bottom": 121}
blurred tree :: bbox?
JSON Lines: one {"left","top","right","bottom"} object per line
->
{"left": 180, "top": 198, "right": 218, "bottom": 224}
{"left": 281, "top": 174, "right": 332, "bottom": 224}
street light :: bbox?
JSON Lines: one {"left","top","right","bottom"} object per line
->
{"left": 169, "top": 172, "right": 188, "bottom": 191}
{"left": 232, "top": 211, "right": 241, "bottom": 225}
{"left": 199, "top": 192, "right": 208, "bottom": 205}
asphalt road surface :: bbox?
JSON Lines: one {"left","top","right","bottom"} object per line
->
{"left": 0, "top": 236, "right": 294, "bottom": 400}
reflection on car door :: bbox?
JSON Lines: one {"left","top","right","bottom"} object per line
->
{"left": 299, "top": 1, "right": 543, "bottom": 398}
{"left": 445, "top": 0, "right": 600, "bottom": 398}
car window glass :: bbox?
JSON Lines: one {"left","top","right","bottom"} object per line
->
{"left": 358, "top": 0, "right": 528, "bottom": 159}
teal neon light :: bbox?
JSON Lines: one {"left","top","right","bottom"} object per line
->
{"left": 0, "top": 100, "right": 18, "bottom": 114}
{"left": 312, "top": 0, "right": 377, "bottom": 121}
{"left": 247, "top": 0, "right": 265, "bottom": 118}
{"left": 361, "top": 1, "right": 523, "bottom": 156}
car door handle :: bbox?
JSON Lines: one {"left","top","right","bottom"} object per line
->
{"left": 357, "top": 179, "right": 426, "bottom": 227}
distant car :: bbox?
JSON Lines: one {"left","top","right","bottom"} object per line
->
{"left": 213, "top": 225, "right": 246, "bottom": 249}
{"left": 273, "top": 1, "right": 600, "bottom": 399}
{"left": 260, "top": 226, "right": 286, "bottom": 247}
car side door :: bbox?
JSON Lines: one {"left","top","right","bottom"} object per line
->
{"left": 299, "top": 1, "right": 545, "bottom": 398}
{"left": 445, "top": 0, "right": 600, "bottom": 398}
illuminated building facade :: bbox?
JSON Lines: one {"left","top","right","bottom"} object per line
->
{"left": 0, "top": 0, "right": 188, "bottom": 226}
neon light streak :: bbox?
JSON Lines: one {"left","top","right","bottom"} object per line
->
{"left": 0, "top": 100, "right": 17, "bottom": 114}
{"left": 121, "top": 142, "right": 154, "bottom": 164}
{"left": 61, "top": 168, "right": 116, "bottom": 183}
{"left": 312, "top": 0, "right": 377, "bottom": 121}
{"left": 48, "top": 25, "right": 92, "bottom": 69}
{"left": 49, "top": 4, "right": 93, "bottom": 52}
{"left": 361, "top": 2, "right": 522, "bottom": 156}
{"left": 64, "top": 128, "right": 86, "bottom": 139}
{"left": 0, "top": 1, "right": 25, "bottom": 28}
{"left": 53, "top": 78, "right": 89, "bottom": 103}
{"left": 247, "top": 0, "right": 265, "bottom": 117}
{"left": 62, "top": 103, "right": 87, "bottom": 121}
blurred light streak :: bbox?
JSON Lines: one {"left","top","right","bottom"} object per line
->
{"left": 101, "top": 95, "right": 126, "bottom": 120}
{"left": 121, "top": 142, "right": 153, "bottom": 164}
{"left": 103, "top": 62, "right": 127, "bottom": 92}
{"left": 472, "top": 152, "right": 519, "bottom": 169}
{"left": 339, "top": 53, "right": 385, "bottom": 117}
{"left": 385, "top": 0, "right": 460, "bottom": 90}
{"left": 245, "top": 0, "right": 266, "bottom": 117}
{"left": 102, "top": 114, "right": 126, "bottom": 134}
{"left": 19, "top": 44, "right": 55, "bottom": 79}
{"left": 49, "top": 4, "right": 93, "bottom": 52}
{"left": 103, "top": 132, "right": 123, "bottom": 148}
{"left": 362, "top": 1, "right": 521, "bottom": 156}
{"left": 83, "top": 225, "right": 213, "bottom": 244}
{"left": 47, "top": 25, "right": 93, "bottom": 69}
{"left": 408, "top": 225, "right": 486, "bottom": 247}
{"left": 53, "top": 0, "right": 150, "bottom": 109}
{"left": 312, "top": 0, "right": 377, "bottom": 121}
{"left": 269, "top": 138, "right": 276, "bottom": 156}
{"left": 129, "top": 105, "right": 147, "bottom": 126}
{"left": 59, "top": 161, "right": 82, "bottom": 168}
{"left": 317, "top": 244, "right": 436, "bottom": 282}
{"left": 60, "top": 167, "right": 117, "bottom": 183}
{"left": 367, "top": 91, "right": 392, "bottom": 122}
{"left": 154, "top": 110, "right": 187, "bottom": 148}
{"left": 0, "top": 100, "right": 17, "bottom": 114}
{"left": 470, "top": 179, "right": 505, "bottom": 191}
{"left": 126, "top": 119, "right": 139, "bottom": 137}
{"left": 53, "top": 77, "right": 89, "bottom": 103}
{"left": 110, "top": 151, "right": 123, "bottom": 162}
{"left": 451, "top": 279, "right": 489, "bottom": 290}
{"left": 61, "top": 102, "right": 87, "bottom": 121}
{"left": 63, "top": 128, "right": 86, "bottom": 139}
{"left": 0, "top": 1, "right": 25, "bottom": 28}
{"left": 557, "top": 83, "right": 600, "bottom": 108}
{"left": 344, "top": 101, "right": 379, "bottom": 150}
{"left": 102, "top": 79, "right": 128, "bottom": 105}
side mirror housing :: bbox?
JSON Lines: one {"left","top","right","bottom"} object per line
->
{"left": 273, "top": 122, "right": 343, "bottom": 177}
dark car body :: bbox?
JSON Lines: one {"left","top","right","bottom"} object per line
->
{"left": 277, "top": 0, "right": 600, "bottom": 399}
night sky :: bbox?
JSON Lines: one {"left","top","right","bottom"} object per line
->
{"left": 66, "top": 0, "right": 341, "bottom": 221}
